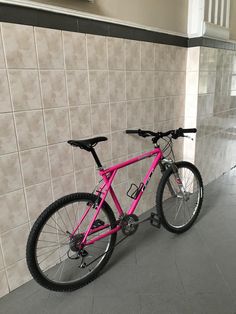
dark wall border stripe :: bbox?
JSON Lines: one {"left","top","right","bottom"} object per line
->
{"left": 0, "top": 3, "right": 236, "bottom": 51}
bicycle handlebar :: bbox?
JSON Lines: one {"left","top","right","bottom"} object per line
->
{"left": 125, "top": 128, "right": 197, "bottom": 143}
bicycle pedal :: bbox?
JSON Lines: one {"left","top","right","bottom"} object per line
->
{"left": 91, "top": 219, "right": 105, "bottom": 229}
{"left": 150, "top": 213, "right": 161, "bottom": 229}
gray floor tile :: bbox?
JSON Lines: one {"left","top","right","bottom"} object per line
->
{"left": 92, "top": 295, "right": 141, "bottom": 314}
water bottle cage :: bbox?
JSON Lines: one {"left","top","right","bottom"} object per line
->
{"left": 127, "top": 183, "right": 144, "bottom": 199}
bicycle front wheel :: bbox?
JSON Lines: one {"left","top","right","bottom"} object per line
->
{"left": 156, "top": 161, "right": 203, "bottom": 233}
{"left": 26, "top": 193, "right": 117, "bottom": 292}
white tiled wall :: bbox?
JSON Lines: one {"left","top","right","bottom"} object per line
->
{"left": 0, "top": 22, "right": 186, "bottom": 295}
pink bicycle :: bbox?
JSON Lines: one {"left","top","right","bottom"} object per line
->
{"left": 26, "top": 127, "right": 203, "bottom": 292}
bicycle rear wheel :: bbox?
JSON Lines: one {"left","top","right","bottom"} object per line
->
{"left": 26, "top": 193, "right": 117, "bottom": 292}
{"left": 156, "top": 161, "right": 203, "bottom": 233}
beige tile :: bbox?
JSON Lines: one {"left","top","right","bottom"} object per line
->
{"left": 35, "top": 27, "right": 63, "bottom": 69}
{"left": 0, "top": 69, "right": 11, "bottom": 113}
{"left": 15, "top": 110, "right": 46, "bottom": 150}
{"left": 109, "top": 71, "right": 125, "bottom": 102}
{"left": 110, "top": 101, "right": 127, "bottom": 132}
{"left": 141, "top": 42, "right": 154, "bottom": 71}
{"left": 127, "top": 131, "right": 142, "bottom": 155}
{"left": 1, "top": 23, "right": 37, "bottom": 68}
{"left": 0, "top": 113, "right": 17, "bottom": 155}
{"left": 26, "top": 181, "right": 52, "bottom": 221}
{"left": 0, "top": 270, "right": 9, "bottom": 297}
{"left": 6, "top": 259, "right": 31, "bottom": 291}
{"left": 87, "top": 35, "right": 107, "bottom": 70}
{"left": 0, "top": 190, "right": 28, "bottom": 234}
{"left": 127, "top": 100, "right": 142, "bottom": 128}
{"left": 112, "top": 156, "right": 128, "bottom": 185}
{"left": 108, "top": 37, "right": 125, "bottom": 70}
{"left": 40, "top": 70, "right": 66, "bottom": 108}
{"left": 91, "top": 103, "right": 110, "bottom": 135}
{"left": 112, "top": 131, "right": 128, "bottom": 159}
{"left": 0, "top": 29, "right": 5, "bottom": 68}
{"left": 95, "top": 133, "right": 112, "bottom": 163}
{"left": 9, "top": 70, "right": 41, "bottom": 111}
{"left": 140, "top": 99, "right": 154, "bottom": 126}
{"left": 44, "top": 108, "right": 70, "bottom": 144}
{"left": 125, "top": 40, "right": 141, "bottom": 71}
{"left": 126, "top": 71, "right": 141, "bottom": 100}
{"left": 2, "top": 223, "right": 29, "bottom": 266}
{"left": 127, "top": 154, "right": 142, "bottom": 181}
{"left": 70, "top": 106, "right": 92, "bottom": 139}
{"left": 48, "top": 142, "right": 73, "bottom": 178}
{"left": 155, "top": 44, "right": 168, "bottom": 71}
{"left": 63, "top": 31, "right": 87, "bottom": 70}
{"left": 52, "top": 173, "right": 76, "bottom": 200}
{"left": 75, "top": 167, "right": 95, "bottom": 193}
{"left": 0, "top": 246, "right": 3, "bottom": 270}
{"left": 73, "top": 145, "right": 94, "bottom": 171}
{"left": 154, "top": 97, "right": 166, "bottom": 123}
{"left": 89, "top": 70, "right": 109, "bottom": 104}
{"left": 141, "top": 71, "right": 154, "bottom": 99}
{"left": 0, "top": 153, "right": 22, "bottom": 195}
{"left": 66, "top": 70, "right": 89, "bottom": 106}
{"left": 21, "top": 147, "right": 50, "bottom": 186}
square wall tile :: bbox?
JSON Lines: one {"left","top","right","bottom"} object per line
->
{"left": 75, "top": 167, "right": 95, "bottom": 193}
{"left": 141, "top": 71, "right": 154, "bottom": 99}
{"left": 125, "top": 40, "right": 141, "bottom": 71}
{"left": 52, "top": 173, "right": 76, "bottom": 200}
{"left": 35, "top": 27, "right": 63, "bottom": 69}
{"left": 0, "top": 153, "right": 22, "bottom": 195}
{"left": 0, "top": 29, "right": 5, "bottom": 68}
{"left": 9, "top": 70, "right": 41, "bottom": 111}
{"left": 0, "top": 189, "right": 28, "bottom": 234}
{"left": 70, "top": 106, "right": 92, "bottom": 139}
{"left": 141, "top": 42, "right": 154, "bottom": 71}
{"left": 6, "top": 259, "right": 31, "bottom": 291}
{"left": 91, "top": 103, "right": 110, "bottom": 135}
{"left": 25, "top": 181, "right": 52, "bottom": 221}
{"left": 0, "top": 113, "right": 17, "bottom": 155}
{"left": 112, "top": 131, "right": 128, "bottom": 159}
{"left": 0, "top": 271, "right": 9, "bottom": 298}
{"left": 15, "top": 110, "right": 46, "bottom": 150}
{"left": 0, "top": 247, "right": 3, "bottom": 270}
{"left": 21, "top": 147, "right": 50, "bottom": 186}
{"left": 48, "top": 142, "right": 73, "bottom": 178}
{"left": 40, "top": 70, "right": 67, "bottom": 108}
{"left": 63, "top": 31, "right": 87, "bottom": 70}
{"left": 108, "top": 37, "right": 125, "bottom": 70}
{"left": 127, "top": 100, "right": 142, "bottom": 128}
{"left": 95, "top": 134, "right": 112, "bottom": 163}
{"left": 87, "top": 34, "right": 107, "bottom": 70}
{"left": 44, "top": 108, "right": 70, "bottom": 144}
{"left": 109, "top": 71, "right": 125, "bottom": 102}
{"left": 0, "top": 69, "right": 11, "bottom": 113}
{"left": 1, "top": 223, "right": 29, "bottom": 266}
{"left": 1, "top": 23, "right": 37, "bottom": 69}
{"left": 140, "top": 100, "right": 154, "bottom": 126}
{"left": 89, "top": 70, "right": 109, "bottom": 104}
{"left": 126, "top": 71, "right": 141, "bottom": 100}
{"left": 73, "top": 146, "right": 94, "bottom": 171}
{"left": 66, "top": 70, "right": 89, "bottom": 106}
{"left": 110, "top": 101, "right": 127, "bottom": 132}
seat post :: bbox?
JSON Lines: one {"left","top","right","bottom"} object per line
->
{"left": 90, "top": 147, "right": 103, "bottom": 169}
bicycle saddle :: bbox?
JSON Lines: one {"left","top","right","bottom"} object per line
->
{"left": 68, "top": 137, "right": 107, "bottom": 151}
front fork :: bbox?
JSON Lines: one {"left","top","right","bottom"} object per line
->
{"left": 159, "top": 159, "right": 189, "bottom": 201}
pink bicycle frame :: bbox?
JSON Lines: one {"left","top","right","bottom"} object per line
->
{"left": 71, "top": 147, "right": 163, "bottom": 246}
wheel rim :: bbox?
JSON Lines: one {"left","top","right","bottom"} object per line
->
{"left": 162, "top": 166, "right": 202, "bottom": 229}
{"left": 34, "top": 198, "right": 113, "bottom": 285}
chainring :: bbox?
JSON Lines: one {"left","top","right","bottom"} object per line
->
{"left": 120, "top": 214, "right": 139, "bottom": 236}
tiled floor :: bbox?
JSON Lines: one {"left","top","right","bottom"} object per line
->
{"left": 1, "top": 169, "right": 236, "bottom": 314}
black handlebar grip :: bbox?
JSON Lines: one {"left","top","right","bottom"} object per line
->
{"left": 182, "top": 128, "right": 197, "bottom": 133}
{"left": 125, "top": 130, "right": 139, "bottom": 134}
